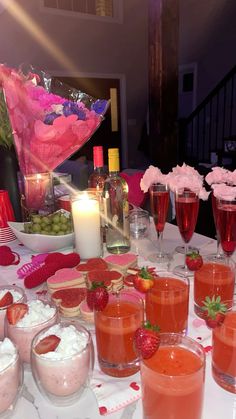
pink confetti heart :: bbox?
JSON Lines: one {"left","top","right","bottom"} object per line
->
{"left": 130, "top": 382, "right": 140, "bottom": 391}
{"left": 99, "top": 406, "right": 107, "bottom": 415}
{"left": 192, "top": 318, "right": 206, "bottom": 328}
{"left": 203, "top": 345, "right": 212, "bottom": 353}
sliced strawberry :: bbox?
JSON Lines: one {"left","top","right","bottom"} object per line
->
{"left": 134, "top": 321, "right": 160, "bottom": 359}
{"left": 0, "top": 291, "right": 13, "bottom": 308}
{"left": 201, "top": 295, "right": 227, "bottom": 329}
{"left": 6, "top": 303, "right": 28, "bottom": 325}
{"left": 34, "top": 335, "right": 61, "bottom": 355}
{"left": 186, "top": 251, "right": 203, "bottom": 271}
{"left": 87, "top": 282, "right": 109, "bottom": 311}
{"left": 133, "top": 267, "right": 155, "bottom": 293}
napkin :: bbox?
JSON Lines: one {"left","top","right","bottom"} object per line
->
{"left": 91, "top": 367, "right": 141, "bottom": 416}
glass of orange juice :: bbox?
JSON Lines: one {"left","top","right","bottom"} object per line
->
{"left": 212, "top": 308, "right": 236, "bottom": 393}
{"left": 94, "top": 291, "right": 144, "bottom": 377}
{"left": 140, "top": 333, "right": 205, "bottom": 419}
{"left": 194, "top": 260, "right": 235, "bottom": 318}
{"left": 145, "top": 273, "right": 189, "bottom": 334}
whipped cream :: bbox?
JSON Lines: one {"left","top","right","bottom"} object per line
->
{"left": 37, "top": 324, "right": 88, "bottom": 359}
{"left": 0, "top": 290, "right": 22, "bottom": 305}
{"left": 0, "top": 338, "right": 17, "bottom": 371}
{"left": 16, "top": 300, "right": 56, "bottom": 327}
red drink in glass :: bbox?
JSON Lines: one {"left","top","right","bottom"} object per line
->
{"left": 175, "top": 192, "right": 199, "bottom": 243}
{"left": 217, "top": 201, "right": 236, "bottom": 256}
{"left": 194, "top": 261, "right": 235, "bottom": 318}
{"left": 140, "top": 334, "right": 205, "bottom": 419}
{"left": 212, "top": 311, "right": 236, "bottom": 393}
{"left": 150, "top": 190, "right": 169, "bottom": 233}
{"left": 145, "top": 276, "right": 189, "bottom": 334}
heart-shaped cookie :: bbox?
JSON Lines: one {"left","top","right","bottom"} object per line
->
{"left": 51, "top": 288, "right": 87, "bottom": 317}
{"left": 76, "top": 257, "right": 108, "bottom": 274}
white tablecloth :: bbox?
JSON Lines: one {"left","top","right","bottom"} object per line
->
{"left": 0, "top": 221, "right": 235, "bottom": 419}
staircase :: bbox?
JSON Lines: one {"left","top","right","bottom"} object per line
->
{"left": 179, "top": 65, "right": 236, "bottom": 168}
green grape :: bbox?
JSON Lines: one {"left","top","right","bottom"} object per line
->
{"left": 52, "top": 215, "right": 60, "bottom": 224}
{"left": 60, "top": 215, "right": 68, "bottom": 224}
{"left": 42, "top": 216, "right": 51, "bottom": 225}
{"left": 32, "top": 224, "right": 41, "bottom": 233}
{"left": 60, "top": 224, "right": 68, "bottom": 232}
{"left": 41, "top": 230, "right": 48, "bottom": 235}
{"left": 52, "top": 224, "right": 60, "bottom": 233}
{"left": 31, "top": 215, "right": 41, "bottom": 224}
{"left": 57, "top": 231, "right": 64, "bottom": 235}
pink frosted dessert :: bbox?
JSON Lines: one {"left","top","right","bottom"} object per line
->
{"left": 0, "top": 285, "right": 26, "bottom": 340}
{"left": 0, "top": 338, "right": 23, "bottom": 416}
{"left": 104, "top": 253, "right": 137, "bottom": 273}
{"left": 47, "top": 268, "right": 85, "bottom": 292}
{"left": 5, "top": 300, "right": 58, "bottom": 364}
{"left": 31, "top": 321, "right": 94, "bottom": 406}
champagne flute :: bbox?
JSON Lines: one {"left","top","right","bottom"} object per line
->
{"left": 149, "top": 183, "right": 170, "bottom": 263}
{"left": 174, "top": 187, "right": 199, "bottom": 276}
{"left": 206, "top": 192, "right": 225, "bottom": 261}
{"left": 216, "top": 197, "right": 236, "bottom": 262}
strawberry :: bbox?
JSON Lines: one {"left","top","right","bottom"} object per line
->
{"left": 34, "top": 335, "right": 61, "bottom": 355}
{"left": 86, "top": 282, "right": 109, "bottom": 311}
{"left": 133, "top": 267, "right": 155, "bottom": 293}
{"left": 186, "top": 251, "right": 203, "bottom": 271}
{"left": 6, "top": 303, "right": 28, "bottom": 325}
{"left": 0, "top": 291, "right": 13, "bottom": 308}
{"left": 201, "top": 295, "right": 227, "bottom": 329}
{"left": 134, "top": 321, "right": 160, "bottom": 359}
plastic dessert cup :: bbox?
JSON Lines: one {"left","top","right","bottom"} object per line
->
{"left": 194, "top": 261, "right": 235, "bottom": 318}
{"left": 145, "top": 274, "right": 189, "bottom": 334}
{"left": 31, "top": 321, "right": 94, "bottom": 406}
{"left": 5, "top": 300, "right": 58, "bottom": 366}
{"left": 94, "top": 291, "right": 144, "bottom": 377}
{"left": 140, "top": 333, "right": 205, "bottom": 419}
{"left": 0, "top": 285, "right": 26, "bottom": 340}
{"left": 0, "top": 338, "right": 23, "bottom": 419}
{"left": 212, "top": 309, "right": 236, "bottom": 393}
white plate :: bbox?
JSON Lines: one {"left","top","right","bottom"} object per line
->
{"left": 8, "top": 221, "right": 74, "bottom": 253}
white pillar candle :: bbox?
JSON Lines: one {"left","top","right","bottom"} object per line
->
{"left": 71, "top": 193, "right": 102, "bottom": 259}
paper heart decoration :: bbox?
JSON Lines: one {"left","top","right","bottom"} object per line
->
{"left": 130, "top": 382, "right": 140, "bottom": 391}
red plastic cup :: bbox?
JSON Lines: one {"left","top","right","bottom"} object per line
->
{"left": 57, "top": 195, "right": 71, "bottom": 212}
{"left": 0, "top": 190, "right": 15, "bottom": 228}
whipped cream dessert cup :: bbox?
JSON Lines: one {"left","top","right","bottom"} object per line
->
{"left": 0, "top": 286, "right": 26, "bottom": 340}
{"left": 0, "top": 338, "right": 23, "bottom": 418}
{"left": 31, "top": 320, "right": 94, "bottom": 406}
{"left": 5, "top": 300, "right": 58, "bottom": 365}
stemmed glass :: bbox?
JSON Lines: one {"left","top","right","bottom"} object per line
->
{"left": 149, "top": 183, "right": 170, "bottom": 263}
{"left": 206, "top": 192, "right": 225, "bottom": 261}
{"left": 216, "top": 197, "right": 236, "bottom": 262}
{"left": 174, "top": 187, "right": 199, "bottom": 276}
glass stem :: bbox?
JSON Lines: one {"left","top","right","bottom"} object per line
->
{"left": 157, "top": 231, "right": 163, "bottom": 257}
{"left": 216, "top": 231, "right": 221, "bottom": 258}
{"left": 184, "top": 243, "right": 188, "bottom": 270}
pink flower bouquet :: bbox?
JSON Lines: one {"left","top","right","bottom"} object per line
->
{"left": 0, "top": 64, "right": 109, "bottom": 175}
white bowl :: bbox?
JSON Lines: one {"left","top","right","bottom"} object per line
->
{"left": 8, "top": 222, "right": 75, "bottom": 253}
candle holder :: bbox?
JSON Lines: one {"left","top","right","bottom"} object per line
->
{"left": 20, "top": 172, "right": 55, "bottom": 221}
{"left": 71, "top": 192, "right": 102, "bottom": 259}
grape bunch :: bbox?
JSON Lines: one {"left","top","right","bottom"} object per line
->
{"left": 24, "top": 211, "right": 73, "bottom": 236}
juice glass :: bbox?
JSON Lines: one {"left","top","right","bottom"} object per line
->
{"left": 145, "top": 274, "right": 189, "bottom": 334}
{"left": 194, "top": 260, "right": 235, "bottom": 318}
{"left": 140, "top": 333, "right": 205, "bottom": 419}
{"left": 212, "top": 309, "right": 236, "bottom": 393}
{"left": 94, "top": 291, "right": 144, "bottom": 377}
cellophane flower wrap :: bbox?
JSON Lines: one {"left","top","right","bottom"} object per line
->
{"left": 0, "top": 64, "right": 109, "bottom": 175}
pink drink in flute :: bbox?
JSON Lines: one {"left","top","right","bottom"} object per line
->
{"left": 217, "top": 198, "right": 236, "bottom": 257}
{"left": 174, "top": 188, "right": 199, "bottom": 276}
{"left": 149, "top": 183, "right": 170, "bottom": 263}
{"left": 206, "top": 192, "right": 224, "bottom": 261}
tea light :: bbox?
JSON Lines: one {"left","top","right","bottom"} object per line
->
{"left": 71, "top": 193, "right": 102, "bottom": 259}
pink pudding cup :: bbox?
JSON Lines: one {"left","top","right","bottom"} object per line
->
{"left": 5, "top": 299, "right": 58, "bottom": 367}
{"left": 0, "top": 285, "right": 26, "bottom": 341}
{"left": 31, "top": 320, "right": 94, "bottom": 406}
{"left": 0, "top": 338, "right": 23, "bottom": 418}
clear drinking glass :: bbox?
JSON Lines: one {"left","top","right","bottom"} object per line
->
{"left": 140, "top": 333, "right": 205, "bottom": 419}
{"left": 94, "top": 291, "right": 144, "bottom": 377}
{"left": 129, "top": 208, "right": 150, "bottom": 254}
{"left": 149, "top": 183, "right": 170, "bottom": 263}
{"left": 174, "top": 188, "right": 199, "bottom": 276}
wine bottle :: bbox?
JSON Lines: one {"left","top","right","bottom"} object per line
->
{"left": 88, "top": 146, "right": 107, "bottom": 189}
{"left": 103, "top": 148, "right": 130, "bottom": 254}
